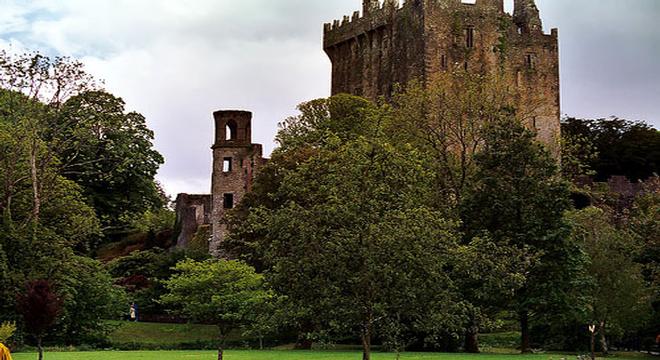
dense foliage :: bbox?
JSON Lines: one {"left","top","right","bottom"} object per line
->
{"left": 561, "top": 117, "right": 660, "bottom": 182}
{"left": 0, "top": 50, "right": 166, "bottom": 351}
{"left": 107, "top": 248, "right": 209, "bottom": 318}
{"left": 161, "top": 259, "right": 272, "bottom": 360}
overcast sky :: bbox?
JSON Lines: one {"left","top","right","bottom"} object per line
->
{"left": 1, "top": 0, "right": 659, "bottom": 197}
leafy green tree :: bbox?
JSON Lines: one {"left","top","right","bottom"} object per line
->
{"left": 560, "top": 125, "right": 598, "bottom": 182}
{"left": 224, "top": 94, "right": 377, "bottom": 270}
{"left": 54, "top": 91, "right": 164, "bottom": 233}
{"left": 461, "top": 118, "right": 586, "bottom": 352}
{"left": 245, "top": 134, "right": 465, "bottom": 360}
{"left": 161, "top": 259, "right": 271, "bottom": 360}
{"left": 0, "top": 50, "right": 161, "bottom": 348}
{"left": 568, "top": 207, "right": 651, "bottom": 355}
{"left": 562, "top": 117, "right": 659, "bottom": 181}
{"left": 387, "top": 71, "right": 540, "bottom": 207}
{"left": 451, "top": 237, "right": 533, "bottom": 352}
{"left": 53, "top": 255, "right": 126, "bottom": 346}
{"left": 627, "top": 181, "right": 660, "bottom": 345}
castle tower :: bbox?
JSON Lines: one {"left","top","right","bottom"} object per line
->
{"left": 210, "top": 110, "right": 264, "bottom": 256}
{"left": 513, "top": 0, "right": 542, "bottom": 34}
{"left": 323, "top": 0, "right": 561, "bottom": 155}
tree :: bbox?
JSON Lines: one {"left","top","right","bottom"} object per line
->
{"left": 461, "top": 118, "right": 586, "bottom": 353}
{"left": 0, "top": 52, "right": 164, "bottom": 241}
{"left": 52, "top": 256, "right": 126, "bottom": 346}
{"left": 161, "top": 259, "right": 271, "bottom": 360}
{"left": 224, "top": 94, "right": 377, "bottom": 271}
{"left": 54, "top": 91, "right": 164, "bottom": 233}
{"left": 16, "top": 280, "right": 62, "bottom": 360}
{"left": 107, "top": 248, "right": 209, "bottom": 317}
{"left": 627, "top": 180, "right": 660, "bottom": 347}
{"left": 561, "top": 117, "right": 660, "bottom": 182}
{"left": 246, "top": 134, "right": 465, "bottom": 360}
{"left": 450, "top": 237, "right": 533, "bottom": 353}
{"left": 0, "top": 51, "right": 98, "bottom": 225}
{"left": 388, "top": 72, "right": 523, "bottom": 206}
{"left": 568, "top": 207, "right": 651, "bottom": 355}
{"left": 0, "top": 50, "right": 163, "bottom": 349}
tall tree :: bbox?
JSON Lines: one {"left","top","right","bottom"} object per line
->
{"left": 248, "top": 135, "right": 465, "bottom": 360}
{"left": 462, "top": 118, "right": 586, "bottom": 353}
{"left": 388, "top": 72, "right": 523, "bottom": 206}
{"left": 569, "top": 207, "right": 651, "bottom": 355}
{"left": 54, "top": 91, "right": 164, "bottom": 233}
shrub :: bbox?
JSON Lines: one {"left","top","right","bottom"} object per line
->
{"left": 0, "top": 321, "right": 16, "bottom": 343}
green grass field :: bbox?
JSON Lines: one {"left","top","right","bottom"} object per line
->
{"left": 12, "top": 323, "right": 652, "bottom": 360}
{"left": 9, "top": 350, "right": 624, "bottom": 360}
{"left": 108, "top": 321, "right": 221, "bottom": 345}
{"left": 11, "top": 350, "right": 658, "bottom": 360}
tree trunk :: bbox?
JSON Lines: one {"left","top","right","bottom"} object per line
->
{"left": 464, "top": 327, "right": 480, "bottom": 353}
{"left": 599, "top": 321, "right": 608, "bottom": 356}
{"left": 294, "top": 338, "right": 313, "bottom": 350}
{"left": 217, "top": 328, "right": 225, "bottom": 360}
{"left": 590, "top": 329, "right": 596, "bottom": 360}
{"left": 37, "top": 336, "right": 43, "bottom": 360}
{"left": 30, "top": 141, "right": 40, "bottom": 222}
{"left": 361, "top": 322, "right": 372, "bottom": 360}
{"left": 520, "top": 310, "right": 531, "bottom": 353}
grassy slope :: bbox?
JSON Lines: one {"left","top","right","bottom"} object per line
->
{"left": 11, "top": 351, "right": 617, "bottom": 360}
{"left": 108, "top": 321, "right": 221, "bottom": 344}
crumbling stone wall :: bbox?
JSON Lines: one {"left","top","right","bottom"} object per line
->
{"left": 174, "top": 194, "right": 212, "bottom": 248}
{"left": 324, "top": 0, "right": 560, "bottom": 154}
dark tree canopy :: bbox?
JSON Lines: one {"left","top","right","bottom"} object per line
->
{"left": 562, "top": 117, "right": 660, "bottom": 182}
{"left": 55, "top": 91, "right": 165, "bottom": 232}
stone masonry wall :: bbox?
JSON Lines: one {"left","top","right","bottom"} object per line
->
{"left": 210, "top": 111, "right": 266, "bottom": 257}
{"left": 324, "top": 0, "right": 561, "bottom": 154}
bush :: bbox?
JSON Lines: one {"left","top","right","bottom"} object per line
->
{"left": 0, "top": 321, "right": 16, "bottom": 343}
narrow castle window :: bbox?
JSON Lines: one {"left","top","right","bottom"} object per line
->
{"left": 223, "top": 193, "right": 234, "bottom": 209}
{"left": 441, "top": 54, "right": 448, "bottom": 70}
{"left": 223, "top": 157, "right": 232, "bottom": 173}
{"left": 526, "top": 54, "right": 535, "bottom": 69}
{"left": 466, "top": 27, "right": 475, "bottom": 48}
{"left": 226, "top": 121, "right": 237, "bottom": 141}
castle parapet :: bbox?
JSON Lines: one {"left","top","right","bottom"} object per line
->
{"left": 323, "top": 0, "right": 403, "bottom": 49}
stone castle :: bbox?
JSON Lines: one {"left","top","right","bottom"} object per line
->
{"left": 175, "top": 0, "right": 560, "bottom": 254}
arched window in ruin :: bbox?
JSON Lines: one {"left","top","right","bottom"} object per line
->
{"left": 226, "top": 120, "right": 237, "bottom": 141}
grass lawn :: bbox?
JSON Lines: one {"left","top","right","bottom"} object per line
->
{"left": 107, "top": 321, "right": 221, "bottom": 345}
{"left": 10, "top": 351, "right": 653, "bottom": 360}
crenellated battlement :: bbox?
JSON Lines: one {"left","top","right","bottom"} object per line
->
{"left": 323, "top": 0, "right": 513, "bottom": 48}
{"left": 323, "top": 0, "right": 560, "bottom": 154}
{"left": 323, "top": 0, "right": 406, "bottom": 48}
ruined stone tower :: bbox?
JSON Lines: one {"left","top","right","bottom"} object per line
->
{"left": 209, "top": 111, "right": 265, "bottom": 256}
{"left": 323, "top": 0, "right": 560, "bottom": 153}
